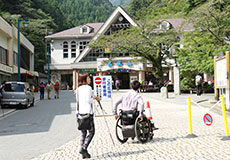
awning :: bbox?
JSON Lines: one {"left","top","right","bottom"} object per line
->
{"left": 0, "top": 71, "right": 11, "bottom": 77}
{"left": 21, "top": 70, "right": 39, "bottom": 77}
{"left": 13, "top": 66, "right": 39, "bottom": 77}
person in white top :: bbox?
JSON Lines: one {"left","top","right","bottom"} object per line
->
{"left": 75, "top": 73, "right": 100, "bottom": 159}
{"left": 113, "top": 80, "right": 144, "bottom": 120}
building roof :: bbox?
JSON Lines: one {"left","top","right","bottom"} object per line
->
{"left": 45, "top": 23, "right": 104, "bottom": 39}
{"left": 73, "top": 6, "right": 137, "bottom": 63}
{"left": 163, "top": 18, "right": 194, "bottom": 31}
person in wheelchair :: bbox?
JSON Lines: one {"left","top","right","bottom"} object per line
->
{"left": 113, "top": 80, "right": 144, "bottom": 123}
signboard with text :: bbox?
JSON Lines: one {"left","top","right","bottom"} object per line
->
{"left": 93, "top": 76, "right": 112, "bottom": 101}
{"left": 216, "top": 58, "right": 227, "bottom": 88}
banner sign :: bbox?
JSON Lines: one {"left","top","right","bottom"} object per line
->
{"left": 80, "top": 69, "right": 96, "bottom": 73}
{"left": 93, "top": 76, "right": 112, "bottom": 101}
{"left": 216, "top": 58, "right": 227, "bottom": 88}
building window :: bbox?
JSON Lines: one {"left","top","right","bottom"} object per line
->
{"left": 82, "top": 27, "right": 87, "bottom": 33}
{"left": 13, "top": 52, "right": 18, "bottom": 65}
{"left": 63, "top": 41, "right": 68, "bottom": 58}
{"left": 71, "top": 41, "right": 77, "bottom": 58}
{"left": 79, "top": 41, "right": 89, "bottom": 53}
{"left": 82, "top": 47, "right": 104, "bottom": 62}
{"left": 0, "top": 47, "right": 7, "bottom": 65}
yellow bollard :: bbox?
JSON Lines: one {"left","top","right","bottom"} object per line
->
{"left": 220, "top": 95, "right": 230, "bottom": 139}
{"left": 186, "top": 97, "right": 197, "bottom": 138}
{"left": 188, "top": 97, "right": 193, "bottom": 134}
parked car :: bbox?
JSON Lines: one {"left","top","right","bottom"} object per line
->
{"left": 1, "top": 81, "right": 34, "bottom": 109}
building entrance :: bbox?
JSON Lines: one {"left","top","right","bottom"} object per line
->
{"left": 61, "top": 74, "right": 73, "bottom": 90}
{"left": 110, "top": 72, "right": 130, "bottom": 89}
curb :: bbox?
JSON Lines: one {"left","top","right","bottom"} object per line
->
{"left": 0, "top": 109, "right": 16, "bottom": 118}
{"left": 0, "top": 93, "right": 40, "bottom": 118}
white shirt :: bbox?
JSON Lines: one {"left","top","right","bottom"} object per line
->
{"left": 113, "top": 90, "right": 144, "bottom": 115}
{"left": 76, "top": 85, "right": 93, "bottom": 115}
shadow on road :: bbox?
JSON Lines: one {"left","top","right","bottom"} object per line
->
{"left": 0, "top": 91, "right": 75, "bottom": 136}
{"left": 95, "top": 149, "right": 152, "bottom": 159}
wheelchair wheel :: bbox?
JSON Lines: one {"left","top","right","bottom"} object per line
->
{"left": 115, "top": 117, "right": 128, "bottom": 143}
{"left": 135, "top": 116, "right": 151, "bottom": 143}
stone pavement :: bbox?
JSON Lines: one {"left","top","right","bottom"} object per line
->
{"left": 32, "top": 91, "right": 230, "bottom": 160}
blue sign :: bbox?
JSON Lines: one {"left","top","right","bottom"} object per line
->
{"left": 93, "top": 76, "right": 112, "bottom": 101}
{"left": 126, "top": 61, "right": 132, "bottom": 66}
{"left": 102, "top": 77, "right": 107, "bottom": 97}
{"left": 117, "top": 60, "right": 122, "bottom": 67}
{"left": 203, "top": 113, "right": 213, "bottom": 126}
{"left": 108, "top": 61, "right": 112, "bottom": 67}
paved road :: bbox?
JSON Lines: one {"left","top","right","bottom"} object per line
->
{"left": 32, "top": 91, "right": 230, "bottom": 160}
{"left": 0, "top": 91, "right": 79, "bottom": 160}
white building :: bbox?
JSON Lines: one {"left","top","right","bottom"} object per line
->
{"left": 0, "top": 16, "right": 36, "bottom": 84}
{"left": 46, "top": 6, "right": 192, "bottom": 90}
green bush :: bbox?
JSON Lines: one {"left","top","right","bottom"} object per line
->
{"left": 202, "top": 82, "right": 214, "bottom": 89}
{"left": 181, "top": 77, "right": 195, "bottom": 89}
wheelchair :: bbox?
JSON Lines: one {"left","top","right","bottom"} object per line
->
{"left": 115, "top": 110, "right": 154, "bottom": 143}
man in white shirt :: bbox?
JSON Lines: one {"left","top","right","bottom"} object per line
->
{"left": 195, "top": 72, "right": 203, "bottom": 96}
{"left": 113, "top": 80, "right": 144, "bottom": 120}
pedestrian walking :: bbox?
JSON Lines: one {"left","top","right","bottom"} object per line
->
{"left": 0, "top": 80, "right": 6, "bottom": 92}
{"left": 139, "top": 80, "right": 143, "bottom": 92}
{"left": 54, "top": 80, "right": 60, "bottom": 99}
{"left": 40, "top": 82, "right": 45, "bottom": 100}
{"left": 195, "top": 72, "right": 203, "bottom": 96}
{"left": 46, "top": 81, "right": 52, "bottom": 99}
{"left": 115, "top": 79, "right": 120, "bottom": 91}
{"left": 0, "top": 80, "right": 5, "bottom": 106}
{"left": 75, "top": 73, "right": 100, "bottom": 159}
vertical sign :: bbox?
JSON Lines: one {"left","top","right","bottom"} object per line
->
{"left": 93, "top": 76, "right": 112, "bottom": 101}
{"left": 216, "top": 58, "right": 227, "bottom": 88}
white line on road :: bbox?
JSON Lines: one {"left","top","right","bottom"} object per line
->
{"left": 0, "top": 100, "right": 39, "bottom": 121}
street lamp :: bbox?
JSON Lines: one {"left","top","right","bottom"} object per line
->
{"left": 47, "top": 44, "right": 50, "bottom": 82}
{"left": 45, "top": 29, "right": 53, "bottom": 82}
{"left": 17, "top": 19, "right": 28, "bottom": 82}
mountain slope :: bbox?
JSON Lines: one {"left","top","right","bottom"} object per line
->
{"left": 50, "top": 0, "right": 114, "bottom": 26}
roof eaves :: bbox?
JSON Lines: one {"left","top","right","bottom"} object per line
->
{"left": 73, "top": 6, "right": 137, "bottom": 63}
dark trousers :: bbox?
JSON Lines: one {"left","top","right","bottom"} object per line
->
{"left": 116, "top": 84, "right": 119, "bottom": 91}
{"left": 80, "top": 115, "right": 95, "bottom": 150}
{"left": 40, "top": 91, "right": 44, "bottom": 99}
{"left": 197, "top": 84, "right": 202, "bottom": 95}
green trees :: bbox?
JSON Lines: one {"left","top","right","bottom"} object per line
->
{"left": 127, "top": 0, "right": 153, "bottom": 19}
{"left": 91, "top": 0, "right": 230, "bottom": 88}
{"left": 54, "top": 0, "right": 113, "bottom": 26}
{"left": 0, "top": 0, "right": 60, "bottom": 72}
{"left": 173, "top": 0, "right": 230, "bottom": 88}
{"left": 91, "top": 20, "right": 179, "bottom": 79}
{"left": 0, "top": 0, "right": 114, "bottom": 72}
{"left": 176, "top": 0, "right": 230, "bottom": 75}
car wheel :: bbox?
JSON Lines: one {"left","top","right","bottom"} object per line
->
{"left": 23, "top": 100, "right": 29, "bottom": 109}
{"left": 1, "top": 104, "right": 6, "bottom": 109}
{"left": 31, "top": 98, "right": 34, "bottom": 107}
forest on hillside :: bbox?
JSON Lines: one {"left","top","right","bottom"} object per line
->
{"left": 49, "top": 0, "right": 113, "bottom": 26}
{"left": 0, "top": 0, "right": 114, "bottom": 72}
